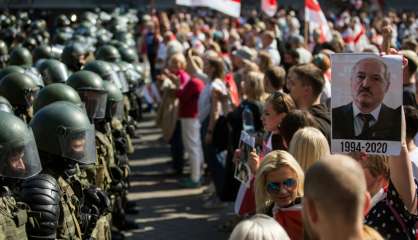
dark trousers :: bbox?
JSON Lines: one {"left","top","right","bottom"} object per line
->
{"left": 200, "top": 117, "right": 226, "bottom": 199}
{"left": 170, "top": 121, "right": 184, "bottom": 174}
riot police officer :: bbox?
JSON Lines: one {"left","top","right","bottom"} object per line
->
{"left": 61, "top": 43, "right": 87, "bottom": 73}
{"left": 36, "top": 59, "right": 69, "bottom": 85}
{"left": 0, "top": 111, "right": 43, "bottom": 240}
{"left": 67, "top": 70, "right": 138, "bottom": 233}
{"left": 29, "top": 101, "right": 107, "bottom": 239}
{"left": 0, "top": 72, "right": 39, "bottom": 122}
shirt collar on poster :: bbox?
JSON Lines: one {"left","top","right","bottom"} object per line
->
{"left": 352, "top": 102, "right": 382, "bottom": 122}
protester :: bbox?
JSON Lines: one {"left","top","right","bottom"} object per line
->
{"left": 255, "top": 150, "right": 304, "bottom": 240}
{"left": 353, "top": 148, "right": 417, "bottom": 239}
{"left": 288, "top": 127, "right": 330, "bottom": 172}
{"left": 165, "top": 53, "right": 205, "bottom": 187}
{"left": 234, "top": 91, "right": 295, "bottom": 217}
{"left": 279, "top": 109, "right": 318, "bottom": 149}
{"left": 263, "top": 66, "right": 286, "bottom": 94}
{"left": 303, "top": 154, "right": 378, "bottom": 240}
{"left": 229, "top": 214, "right": 290, "bottom": 240}
{"left": 286, "top": 64, "right": 331, "bottom": 143}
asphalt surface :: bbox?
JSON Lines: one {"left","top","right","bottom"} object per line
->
{"left": 125, "top": 113, "right": 234, "bottom": 239}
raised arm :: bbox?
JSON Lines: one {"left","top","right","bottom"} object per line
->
{"left": 389, "top": 107, "right": 417, "bottom": 214}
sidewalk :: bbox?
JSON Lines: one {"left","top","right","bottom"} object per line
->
{"left": 125, "top": 113, "right": 233, "bottom": 239}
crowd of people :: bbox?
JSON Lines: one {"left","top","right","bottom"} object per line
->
{"left": 0, "top": 1, "right": 417, "bottom": 239}
{"left": 143, "top": 2, "right": 418, "bottom": 240}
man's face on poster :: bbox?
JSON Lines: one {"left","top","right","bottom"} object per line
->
{"left": 350, "top": 58, "right": 390, "bottom": 113}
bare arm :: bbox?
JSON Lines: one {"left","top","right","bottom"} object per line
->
{"left": 389, "top": 144, "right": 417, "bottom": 214}
{"left": 207, "top": 89, "right": 222, "bottom": 133}
{"left": 389, "top": 107, "right": 417, "bottom": 214}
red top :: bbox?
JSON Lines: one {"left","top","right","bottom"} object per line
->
{"left": 274, "top": 203, "right": 303, "bottom": 240}
{"left": 224, "top": 73, "right": 240, "bottom": 107}
{"left": 176, "top": 71, "right": 204, "bottom": 118}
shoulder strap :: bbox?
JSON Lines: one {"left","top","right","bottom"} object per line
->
{"left": 385, "top": 198, "right": 409, "bottom": 237}
{"left": 58, "top": 177, "right": 82, "bottom": 239}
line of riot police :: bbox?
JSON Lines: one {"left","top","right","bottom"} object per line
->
{"left": 0, "top": 8, "right": 146, "bottom": 240}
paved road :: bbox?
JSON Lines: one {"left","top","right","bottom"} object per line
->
{"left": 125, "top": 113, "right": 233, "bottom": 239}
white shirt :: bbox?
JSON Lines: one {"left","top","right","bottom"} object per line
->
{"left": 296, "top": 47, "right": 312, "bottom": 64}
{"left": 197, "top": 78, "right": 227, "bottom": 123}
{"left": 264, "top": 42, "right": 281, "bottom": 65}
{"left": 352, "top": 103, "right": 382, "bottom": 136}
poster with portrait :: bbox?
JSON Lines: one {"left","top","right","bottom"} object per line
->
{"left": 234, "top": 131, "right": 255, "bottom": 187}
{"left": 331, "top": 53, "right": 402, "bottom": 155}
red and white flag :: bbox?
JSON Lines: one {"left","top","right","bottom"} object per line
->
{"left": 261, "top": 0, "right": 277, "bottom": 17}
{"left": 176, "top": 0, "right": 241, "bottom": 18}
{"left": 305, "top": 0, "right": 332, "bottom": 43}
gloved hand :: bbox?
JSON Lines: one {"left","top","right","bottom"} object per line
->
{"left": 110, "top": 165, "right": 124, "bottom": 182}
{"left": 114, "top": 137, "right": 128, "bottom": 154}
{"left": 83, "top": 186, "right": 111, "bottom": 215}
{"left": 79, "top": 210, "right": 99, "bottom": 236}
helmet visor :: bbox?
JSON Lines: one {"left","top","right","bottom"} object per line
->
{"left": 58, "top": 124, "right": 96, "bottom": 165}
{"left": 108, "top": 100, "right": 124, "bottom": 120}
{"left": 0, "top": 129, "right": 42, "bottom": 179}
{"left": 24, "top": 87, "right": 40, "bottom": 108}
{"left": 78, "top": 90, "right": 107, "bottom": 119}
{"left": 105, "top": 71, "right": 120, "bottom": 84}
{"left": 126, "top": 68, "right": 141, "bottom": 86}
{"left": 117, "top": 71, "right": 129, "bottom": 93}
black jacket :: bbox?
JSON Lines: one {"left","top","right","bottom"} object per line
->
{"left": 332, "top": 103, "right": 401, "bottom": 141}
{"left": 309, "top": 104, "right": 331, "bottom": 145}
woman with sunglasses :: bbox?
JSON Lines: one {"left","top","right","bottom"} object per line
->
{"left": 234, "top": 92, "right": 295, "bottom": 216}
{"left": 255, "top": 150, "right": 304, "bottom": 240}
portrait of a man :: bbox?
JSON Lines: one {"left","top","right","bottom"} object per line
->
{"left": 332, "top": 57, "right": 401, "bottom": 141}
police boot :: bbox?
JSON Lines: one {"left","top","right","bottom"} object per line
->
{"left": 125, "top": 201, "right": 139, "bottom": 214}
{"left": 111, "top": 230, "right": 125, "bottom": 240}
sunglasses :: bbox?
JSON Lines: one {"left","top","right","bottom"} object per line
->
{"left": 266, "top": 178, "right": 297, "bottom": 194}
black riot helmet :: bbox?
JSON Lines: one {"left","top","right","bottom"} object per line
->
{"left": 0, "top": 65, "right": 25, "bottom": 81}
{"left": 9, "top": 46, "right": 33, "bottom": 67}
{"left": 33, "top": 83, "right": 83, "bottom": 113}
{"left": 83, "top": 60, "right": 119, "bottom": 83}
{"left": 95, "top": 45, "right": 121, "bottom": 63}
{"left": 0, "top": 72, "right": 39, "bottom": 109}
{"left": 119, "top": 46, "right": 139, "bottom": 64}
{"left": 66, "top": 70, "right": 107, "bottom": 120}
{"left": 61, "top": 43, "right": 86, "bottom": 72}
{"left": 0, "top": 111, "right": 42, "bottom": 179}
{"left": 0, "top": 96, "right": 13, "bottom": 113}
{"left": 30, "top": 101, "right": 96, "bottom": 165}
{"left": 37, "top": 59, "right": 69, "bottom": 85}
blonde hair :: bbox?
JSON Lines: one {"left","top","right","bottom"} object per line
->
{"left": 360, "top": 154, "right": 390, "bottom": 180}
{"left": 363, "top": 225, "right": 384, "bottom": 240}
{"left": 258, "top": 51, "right": 273, "bottom": 72}
{"left": 243, "top": 71, "right": 267, "bottom": 101}
{"left": 168, "top": 53, "right": 187, "bottom": 69}
{"left": 288, "top": 127, "right": 330, "bottom": 172}
{"left": 229, "top": 214, "right": 290, "bottom": 240}
{"left": 255, "top": 150, "right": 304, "bottom": 213}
